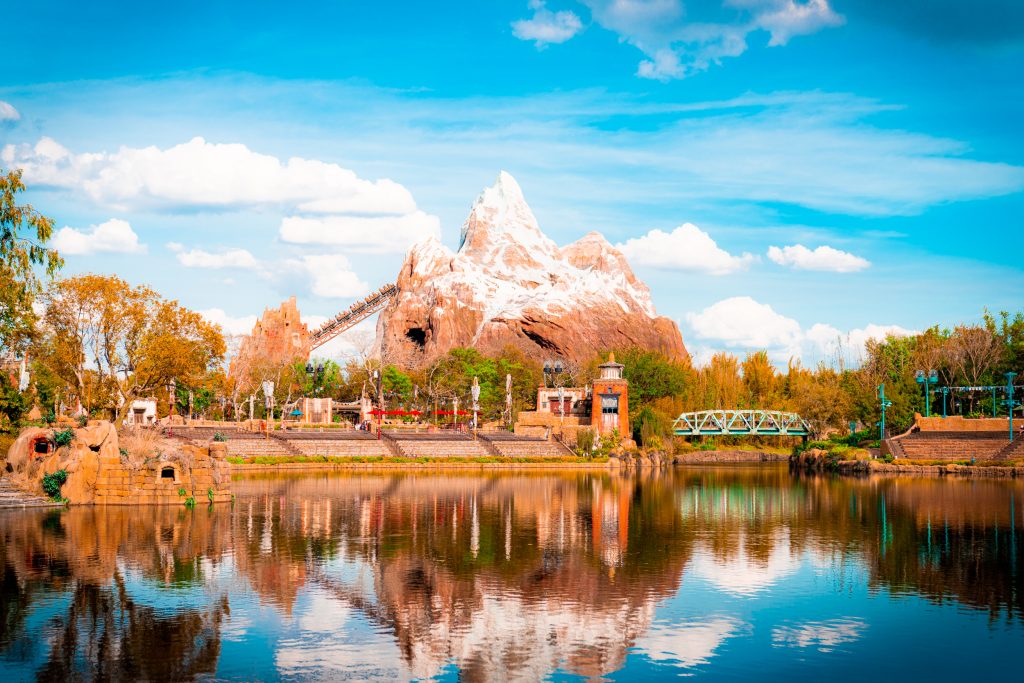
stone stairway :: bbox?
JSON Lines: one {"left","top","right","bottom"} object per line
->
{"left": 888, "top": 431, "right": 1009, "bottom": 461}
{"left": 384, "top": 433, "right": 492, "bottom": 459}
{"left": 0, "top": 478, "right": 63, "bottom": 508}
{"left": 478, "top": 433, "right": 572, "bottom": 458}
{"left": 993, "top": 436, "right": 1024, "bottom": 461}
{"left": 279, "top": 435, "right": 391, "bottom": 458}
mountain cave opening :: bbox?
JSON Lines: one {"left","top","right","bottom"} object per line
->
{"left": 405, "top": 327, "right": 427, "bottom": 349}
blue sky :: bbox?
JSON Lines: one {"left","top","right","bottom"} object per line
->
{"left": 2, "top": 1, "right": 1022, "bottom": 365}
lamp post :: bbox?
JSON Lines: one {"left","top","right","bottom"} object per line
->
{"left": 1006, "top": 372, "right": 1018, "bottom": 443}
{"left": 471, "top": 377, "right": 480, "bottom": 440}
{"left": 940, "top": 386, "right": 949, "bottom": 418}
{"left": 372, "top": 369, "right": 382, "bottom": 440}
{"left": 542, "top": 359, "right": 563, "bottom": 388}
{"left": 878, "top": 383, "right": 893, "bottom": 443}
{"left": 262, "top": 380, "right": 274, "bottom": 439}
{"left": 166, "top": 378, "right": 177, "bottom": 420}
{"left": 915, "top": 369, "right": 938, "bottom": 417}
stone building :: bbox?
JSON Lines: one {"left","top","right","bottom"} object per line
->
{"left": 517, "top": 353, "right": 631, "bottom": 441}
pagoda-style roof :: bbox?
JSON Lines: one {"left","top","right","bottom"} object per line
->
{"left": 598, "top": 352, "right": 624, "bottom": 369}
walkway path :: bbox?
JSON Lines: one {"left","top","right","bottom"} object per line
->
{"left": 0, "top": 477, "right": 63, "bottom": 509}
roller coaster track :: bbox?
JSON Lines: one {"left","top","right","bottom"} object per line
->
{"left": 308, "top": 283, "right": 398, "bottom": 351}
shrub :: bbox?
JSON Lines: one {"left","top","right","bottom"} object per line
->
{"left": 44, "top": 412, "right": 56, "bottom": 425}
{"left": 42, "top": 470, "right": 68, "bottom": 501}
{"left": 207, "top": 487, "right": 215, "bottom": 502}
{"left": 52, "top": 429, "right": 74, "bottom": 448}
{"left": 77, "top": 415, "right": 88, "bottom": 428}
{"left": 212, "top": 432, "right": 228, "bottom": 442}
{"left": 184, "top": 497, "right": 196, "bottom": 508}
{"left": 576, "top": 429, "right": 595, "bottom": 456}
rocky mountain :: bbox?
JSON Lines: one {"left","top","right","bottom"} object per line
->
{"left": 229, "top": 297, "right": 309, "bottom": 385}
{"left": 376, "top": 172, "right": 687, "bottom": 365}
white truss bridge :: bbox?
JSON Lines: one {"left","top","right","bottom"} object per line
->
{"left": 673, "top": 410, "right": 811, "bottom": 437}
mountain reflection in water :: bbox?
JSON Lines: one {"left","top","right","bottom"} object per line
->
{"left": 0, "top": 466, "right": 1022, "bottom": 681}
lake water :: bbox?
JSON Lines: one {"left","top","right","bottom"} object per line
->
{"left": 1, "top": 465, "right": 1022, "bottom": 681}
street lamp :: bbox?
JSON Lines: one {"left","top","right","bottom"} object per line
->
{"left": 372, "top": 369, "right": 382, "bottom": 439}
{"left": 166, "top": 378, "right": 177, "bottom": 420}
{"left": 262, "top": 380, "right": 275, "bottom": 439}
{"left": 471, "top": 377, "right": 481, "bottom": 439}
{"left": 542, "top": 359, "right": 563, "bottom": 388}
{"left": 1006, "top": 372, "right": 1018, "bottom": 443}
{"left": 878, "top": 383, "right": 893, "bottom": 443}
{"left": 915, "top": 369, "right": 939, "bottom": 417}
{"left": 940, "top": 386, "right": 949, "bottom": 418}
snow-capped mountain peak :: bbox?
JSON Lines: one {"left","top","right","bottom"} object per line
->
{"left": 379, "top": 172, "right": 687, "bottom": 363}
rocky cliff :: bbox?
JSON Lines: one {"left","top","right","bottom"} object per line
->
{"left": 229, "top": 296, "right": 309, "bottom": 385}
{"left": 377, "top": 172, "right": 687, "bottom": 365}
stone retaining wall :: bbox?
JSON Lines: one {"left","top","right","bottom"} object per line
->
{"left": 673, "top": 450, "right": 787, "bottom": 463}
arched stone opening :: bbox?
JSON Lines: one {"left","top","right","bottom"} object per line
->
{"left": 32, "top": 438, "right": 53, "bottom": 457}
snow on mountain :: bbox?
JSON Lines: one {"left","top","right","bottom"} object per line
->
{"left": 378, "top": 172, "right": 687, "bottom": 364}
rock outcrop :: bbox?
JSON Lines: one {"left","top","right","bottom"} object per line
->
{"left": 229, "top": 296, "right": 309, "bottom": 384}
{"left": 377, "top": 172, "right": 688, "bottom": 365}
{"left": 5, "top": 422, "right": 231, "bottom": 505}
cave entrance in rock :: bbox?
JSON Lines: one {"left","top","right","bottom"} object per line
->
{"left": 405, "top": 327, "right": 427, "bottom": 349}
{"left": 160, "top": 466, "right": 176, "bottom": 480}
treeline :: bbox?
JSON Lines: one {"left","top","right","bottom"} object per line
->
{"left": 3, "top": 168, "right": 1022, "bottom": 446}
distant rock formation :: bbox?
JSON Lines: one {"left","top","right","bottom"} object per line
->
{"left": 376, "top": 172, "right": 688, "bottom": 365}
{"left": 229, "top": 296, "right": 309, "bottom": 385}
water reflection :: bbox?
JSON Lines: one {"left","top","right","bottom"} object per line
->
{"left": 0, "top": 467, "right": 1022, "bottom": 681}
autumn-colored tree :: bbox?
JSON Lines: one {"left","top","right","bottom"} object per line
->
{"left": 741, "top": 350, "right": 778, "bottom": 409}
{"left": 0, "top": 168, "right": 62, "bottom": 354}
{"left": 698, "top": 352, "right": 743, "bottom": 410}
{"left": 37, "top": 274, "right": 225, "bottom": 420}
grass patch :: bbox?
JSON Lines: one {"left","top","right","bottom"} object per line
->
{"left": 226, "top": 454, "right": 609, "bottom": 466}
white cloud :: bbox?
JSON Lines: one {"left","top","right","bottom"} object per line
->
{"left": 690, "top": 532, "right": 801, "bottom": 595}
{"left": 634, "top": 616, "right": 741, "bottom": 668}
{"left": 581, "top": 0, "right": 843, "bottom": 80}
{"left": 285, "top": 254, "right": 370, "bottom": 299}
{"left": 169, "top": 244, "right": 261, "bottom": 269}
{"left": 513, "top": 1, "right": 584, "bottom": 47}
{"left": 772, "top": 618, "right": 866, "bottom": 652}
{"left": 687, "top": 296, "right": 803, "bottom": 351}
{"left": 279, "top": 211, "right": 442, "bottom": 254}
{"left": 751, "top": 0, "right": 845, "bottom": 47}
{"left": 686, "top": 296, "right": 917, "bottom": 365}
{"left": 199, "top": 308, "right": 258, "bottom": 336}
{"left": 767, "top": 243, "right": 870, "bottom": 272}
{"left": 51, "top": 218, "right": 146, "bottom": 255}
{"left": 806, "top": 322, "right": 918, "bottom": 364}
{"left": 0, "top": 101, "right": 19, "bottom": 122}
{"left": 616, "top": 223, "right": 754, "bottom": 274}
{"left": 0, "top": 135, "right": 420, "bottom": 215}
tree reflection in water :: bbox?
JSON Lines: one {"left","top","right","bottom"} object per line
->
{"left": 0, "top": 467, "right": 1021, "bottom": 680}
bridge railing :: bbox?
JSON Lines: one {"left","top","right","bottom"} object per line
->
{"left": 673, "top": 410, "right": 810, "bottom": 436}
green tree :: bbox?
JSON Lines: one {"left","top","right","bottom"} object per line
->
{"left": 0, "top": 169, "right": 62, "bottom": 354}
